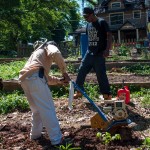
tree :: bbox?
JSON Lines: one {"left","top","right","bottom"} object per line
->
{"left": 0, "top": 0, "right": 81, "bottom": 51}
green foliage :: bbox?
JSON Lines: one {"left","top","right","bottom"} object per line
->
{"left": 136, "top": 137, "right": 150, "bottom": 150}
{"left": 56, "top": 143, "right": 81, "bottom": 150}
{"left": 132, "top": 88, "right": 150, "bottom": 107}
{"left": 96, "top": 132, "right": 121, "bottom": 145}
{"left": 67, "top": 63, "right": 77, "bottom": 73}
{"left": 84, "top": 83, "right": 99, "bottom": 100}
{"left": 141, "top": 94, "right": 150, "bottom": 107}
{"left": 118, "top": 44, "right": 129, "bottom": 56}
{"left": 0, "top": 60, "right": 26, "bottom": 80}
{"left": 51, "top": 86, "right": 69, "bottom": 98}
{"left": 50, "top": 68, "right": 61, "bottom": 76}
{"left": 142, "top": 137, "right": 150, "bottom": 149}
{"left": 0, "top": 0, "right": 81, "bottom": 51}
{"left": 96, "top": 132, "right": 102, "bottom": 138}
{"left": 122, "top": 64, "right": 150, "bottom": 75}
{"left": 1, "top": 85, "right": 149, "bottom": 114}
{"left": 0, "top": 90, "right": 29, "bottom": 114}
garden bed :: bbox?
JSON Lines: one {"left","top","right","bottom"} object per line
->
{"left": 0, "top": 59, "right": 150, "bottom": 149}
{"left": 2, "top": 72, "right": 150, "bottom": 91}
{"left": 0, "top": 98, "right": 150, "bottom": 150}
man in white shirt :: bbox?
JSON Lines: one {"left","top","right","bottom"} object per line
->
{"left": 19, "top": 41, "right": 70, "bottom": 146}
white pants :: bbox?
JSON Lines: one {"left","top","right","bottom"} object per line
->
{"left": 20, "top": 72, "right": 62, "bottom": 145}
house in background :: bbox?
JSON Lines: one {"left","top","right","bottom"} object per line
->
{"left": 69, "top": 0, "right": 150, "bottom": 57}
{"left": 95, "top": 0, "right": 148, "bottom": 43}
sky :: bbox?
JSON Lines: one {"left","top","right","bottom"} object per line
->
{"left": 77, "top": 0, "right": 83, "bottom": 14}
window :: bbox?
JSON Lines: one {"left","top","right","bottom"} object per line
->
{"left": 133, "top": 11, "right": 141, "bottom": 19}
{"left": 110, "top": 13, "right": 123, "bottom": 25}
{"left": 111, "top": 2, "right": 121, "bottom": 9}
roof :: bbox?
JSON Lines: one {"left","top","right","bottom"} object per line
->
{"left": 110, "top": 19, "right": 146, "bottom": 31}
{"left": 96, "top": 0, "right": 146, "bottom": 14}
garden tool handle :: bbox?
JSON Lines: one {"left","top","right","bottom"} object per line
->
{"left": 71, "top": 81, "right": 108, "bottom": 122}
{"left": 68, "top": 81, "right": 74, "bottom": 110}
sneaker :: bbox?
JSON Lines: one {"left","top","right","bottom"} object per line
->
{"left": 73, "top": 91, "right": 82, "bottom": 99}
{"left": 30, "top": 134, "right": 42, "bottom": 140}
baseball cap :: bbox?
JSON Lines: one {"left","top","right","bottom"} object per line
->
{"left": 46, "top": 41, "right": 57, "bottom": 47}
{"left": 83, "top": 7, "right": 94, "bottom": 15}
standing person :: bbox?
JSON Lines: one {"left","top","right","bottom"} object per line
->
{"left": 147, "top": 18, "right": 150, "bottom": 42}
{"left": 19, "top": 40, "right": 70, "bottom": 146}
{"left": 74, "top": 7, "right": 112, "bottom": 100}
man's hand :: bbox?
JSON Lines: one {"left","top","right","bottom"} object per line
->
{"left": 62, "top": 73, "right": 71, "bottom": 82}
{"left": 59, "top": 77, "right": 69, "bottom": 85}
{"left": 59, "top": 73, "right": 71, "bottom": 85}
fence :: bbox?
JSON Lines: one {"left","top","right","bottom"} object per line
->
{"left": 17, "top": 41, "right": 80, "bottom": 58}
{"left": 17, "top": 43, "right": 33, "bottom": 57}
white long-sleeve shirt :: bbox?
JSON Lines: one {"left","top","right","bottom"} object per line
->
{"left": 19, "top": 44, "right": 67, "bottom": 85}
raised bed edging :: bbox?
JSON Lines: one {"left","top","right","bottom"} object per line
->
{"left": 2, "top": 80, "right": 150, "bottom": 92}
{"left": 52, "top": 61, "right": 150, "bottom": 70}
{"left": 0, "top": 58, "right": 150, "bottom": 71}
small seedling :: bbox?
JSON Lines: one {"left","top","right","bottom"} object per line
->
{"left": 142, "top": 137, "right": 150, "bottom": 149}
{"left": 56, "top": 143, "right": 81, "bottom": 150}
{"left": 96, "top": 132, "right": 121, "bottom": 145}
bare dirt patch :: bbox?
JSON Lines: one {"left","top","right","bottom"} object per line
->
{"left": 0, "top": 98, "right": 150, "bottom": 150}
{"left": 70, "top": 72, "right": 150, "bottom": 84}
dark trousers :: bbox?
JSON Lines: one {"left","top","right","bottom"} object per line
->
{"left": 76, "top": 52, "right": 111, "bottom": 95}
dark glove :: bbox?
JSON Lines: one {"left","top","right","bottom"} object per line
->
{"left": 59, "top": 77, "right": 69, "bottom": 85}
{"left": 62, "top": 73, "right": 71, "bottom": 82}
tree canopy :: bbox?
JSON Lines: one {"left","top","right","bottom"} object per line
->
{"left": 0, "top": 0, "right": 81, "bottom": 51}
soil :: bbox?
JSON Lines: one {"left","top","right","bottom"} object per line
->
{"left": 70, "top": 72, "right": 150, "bottom": 84}
{"left": 0, "top": 98, "right": 150, "bottom": 150}
{"left": 0, "top": 70, "right": 150, "bottom": 150}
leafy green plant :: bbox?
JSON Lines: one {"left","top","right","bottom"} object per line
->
{"left": 131, "top": 88, "right": 150, "bottom": 107}
{"left": 84, "top": 83, "right": 99, "bottom": 100}
{"left": 0, "top": 90, "right": 29, "bottom": 114}
{"left": 96, "top": 132, "right": 121, "bottom": 145}
{"left": 141, "top": 94, "right": 150, "bottom": 107}
{"left": 67, "top": 63, "right": 77, "bottom": 73}
{"left": 51, "top": 86, "right": 69, "bottom": 98}
{"left": 135, "top": 137, "right": 150, "bottom": 150}
{"left": 0, "top": 60, "right": 26, "bottom": 80}
{"left": 142, "top": 137, "right": 150, "bottom": 149}
{"left": 121, "top": 64, "right": 150, "bottom": 75}
{"left": 118, "top": 44, "right": 129, "bottom": 56}
{"left": 56, "top": 143, "right": 81, "bottom": 150}
{"left": 50, "top": 67, "right": 61, "bottom": 76}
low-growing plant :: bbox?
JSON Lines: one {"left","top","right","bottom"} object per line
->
{"left": 84, "top": 83, "right": 99, "bottom": 100}
{"left": 67, "top": 63, "right": 77, "bottom": 73}
{"left": 1, "top": 85, "right": 149, "bottom": 114}
{"left": 0, "top": 90, "right": 29, "bottom": 114}
{"left": 134, "top": 137, "right": 150, "bottom": 150}
{"left": 51, "top": 85, "right": 69, "bottom": 98}
{"left": 131, "top": 88, "right": 150, "bottom": 107}
{"left": 0, "top": 60, "right": 26, "bottom": 80}
{"left": 56, "top": 143, "right": 81, "bottom": 150}
{"left": 96, "top": 132, "right": 121, "bottom": 145}
{"left": 142, "top": 137, "right": 150, "bottom": 149}
{"left": 121, "top": 64, "right": 150, "bottom": 75}
{"left": 118, "top": 44, "right": 129, "bottom": 56}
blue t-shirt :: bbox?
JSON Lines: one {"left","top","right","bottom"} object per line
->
{"left": 86, "top": 18, "right": 110, "bottom": 55}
